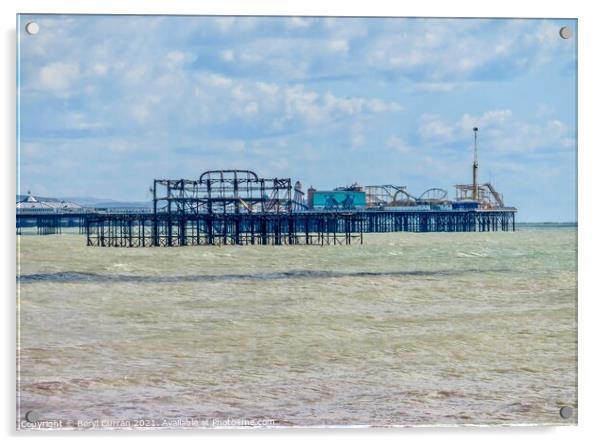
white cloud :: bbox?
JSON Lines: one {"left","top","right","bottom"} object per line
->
{"left": 231, "top": 85, "right": 252, "bottom": 102}
{"left": 165, "top": 51, "right": 193, "bottom": 69}
{"left": 268, "top": 157, "right": 289, "bottom": 173}
{"left": 230, "top": 140, "right": 246, "bottom": 152}
{"left": 420, "top": 109, "right": 513, "bottom": 144}
{"left": 122, "top": 64, "right": 147, "bottom": 84}
{"left": 350, "top": 123, "right": 365, "bottom": 149}
{"left": 256, "top": 82, "right": 279, "bottom": 97}
{"left": 386, "top": 135, "right": 412, "bottom": 154}
{"left": 418, "top": 109, "right": 573, "bottom": 155}
{"left": 364, "top": 19, "right": 575, "bottom": 83}
{"left": 244, "top": 102, "right": 259, "bottom": 115}
{"left": 92, "top": 64, "right": 108, "bottom": 76}
{"left": 457, "top": 109, "right": 513, "bottom": 133}
{"left": 201, "top": 73, "right": 232, "bottom": 88}
{"left": 213, "top": 17, "right": 236, "bottom": 32}
{"left": 108, "top": 139, "right": 133, "bottom": 154}
{"left": 324, "top": 92, "right": 363, "bottom": 115}
{"left": 63, "top": 112, "right": 103, "bottom": 130}
{"left": 283, "top": 86, "right": 323, "bottom": 124}
{"left": 20, "top": 142, "right": 46, "bottom": 159}
{"left": 411, "top": 82, "right": 459, "bottom": 93}
{"left": 328, "top": 39, "right": 349, "bottom": 53}
{"left": 419, "top": 114, "right": 456, "bottom": 142}
{"left": 221, "top": 49, "right": 235, "bottom": 62}
{"left": 181, "top": 74, "right": 402, "bottom": 129}
{"left": 366, "top": 99, "right": 403, "bottom": 113}
{"left": 167, "top": 51, "right": 186, "bottom": 64}
{"left": 131, "top": 104, "right": 150, "bottom": 123}
{"left": 287, "top": 17, "right": 310, "bottom": 29}
{"left": 38, "top": 62, "right": 79, "bottom": 90}
{"left": 212, "top": 139, "right": 247, "bottom": 153}
{"left": 276, "top": 85, "right": 402, "bottom": 126}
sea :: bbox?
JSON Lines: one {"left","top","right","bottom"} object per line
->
{"left": 16, "top": 224, "right": 577, "bottom": 428}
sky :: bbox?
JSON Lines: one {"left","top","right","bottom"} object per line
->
{"left": 17, "top": 15, "right": 577, "bottom": 221}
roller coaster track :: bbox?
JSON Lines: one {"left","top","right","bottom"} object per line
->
{"left": 482, "top": 183, "right": 504, "bottom": 207}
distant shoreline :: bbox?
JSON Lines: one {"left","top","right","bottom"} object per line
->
{"left": 516, "top": 222, "right": 577, "bottom": 226}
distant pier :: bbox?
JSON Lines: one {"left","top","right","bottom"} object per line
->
{"left": 17, "top": 168, "right": 516, "bottom": 246}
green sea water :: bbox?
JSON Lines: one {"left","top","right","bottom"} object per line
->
{"left": 16, "top": 226, "right": 577, "bottom": 428}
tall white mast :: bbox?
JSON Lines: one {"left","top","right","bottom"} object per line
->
{"left": 472, "top": 127, "right": 479, "bottom": 201}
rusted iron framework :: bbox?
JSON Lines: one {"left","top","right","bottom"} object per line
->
{"left": 85, "top": 212, "right": 365, "bottom": 247}
{"left": 85, "top": 170, "right": 363, "bottom": 246}
{"left": 84, "top": 208, "right": 515, "bottom": 247}
{"left": 153, "top": 170, "right": 294, "bottom": 216}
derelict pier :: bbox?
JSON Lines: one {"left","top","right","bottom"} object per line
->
{"left": 84, "top": 166, "right": 515, "bottom": 247}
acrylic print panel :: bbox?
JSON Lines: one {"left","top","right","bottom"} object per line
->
{"left": 16, "top": 15, "right": 577, "bottom": 429}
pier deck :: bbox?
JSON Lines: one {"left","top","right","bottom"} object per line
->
{"left": 83, "top": 209, "right": 516, "bottom": 247}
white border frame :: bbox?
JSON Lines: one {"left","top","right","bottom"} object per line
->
{"left": 3, "top": 1, "right": 599, "bottom": 443}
